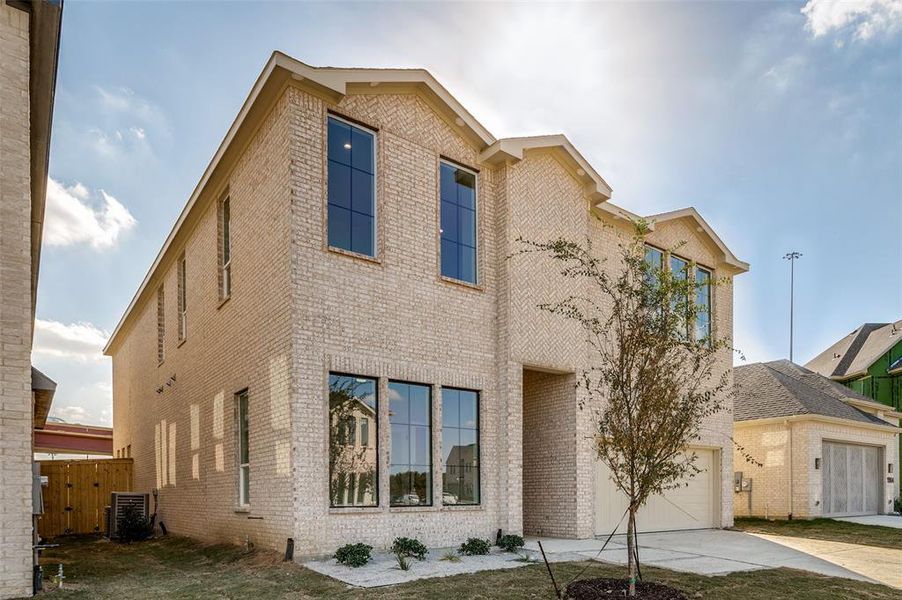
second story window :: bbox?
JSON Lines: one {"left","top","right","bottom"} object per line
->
{"left": 440, "top": 161, "right": 477, "bottom": 284}
{"left": 156, "top": 286, "right": 165, "bottom": 364}
{"left": 177, "top": 253, "right": 187, "bottom": 341}
{"left": 695, "top": 266, "right": 712, "bottom": 342}
{"left": 327, "top": 116, "right": 376, "bottom": 257}
{"left": 219, "top": 196, "right": 232, "bottom": 300}
{"left": 669, "top": 254, "right": 690, "bottom": 339}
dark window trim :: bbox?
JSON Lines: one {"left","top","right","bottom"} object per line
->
{"left": 439, "top": 154, "right": 480, "bottom": 174}
{"left": 439, "top": 160, "right": 479, "bottom": 285}
{"left": 327, "top": 109, "right": 380, "bottom": 132}
{"left": 326, "top": 115, "right": 378, "bottom": 258}
{"left": 442, "top": 386, "right": 481, "bottom": 506}
{"left": 388, "top": 380, "right": 434, "bottom": 507}
{"left": 328, "top": 372, "right": 380, "bottom": 509}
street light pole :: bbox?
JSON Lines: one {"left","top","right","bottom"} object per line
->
{"left": 783, "top": 251, "right": 802, "bottom": 362}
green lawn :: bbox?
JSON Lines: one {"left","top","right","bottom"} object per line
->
{"left": 31, "top": 535, "right": 899, "bottom": 600}
{"left": 734, "top": 517, "right": 902, "bottom": 551}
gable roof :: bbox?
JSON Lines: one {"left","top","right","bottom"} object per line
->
{"left": 595, "top": 203, "right": 749, "bottom": 274}
{"left": 805, "top": 320, "right": 902, "bottom": 380}
{"left": 734, "top": 360, "right": 893, "bottom": 427}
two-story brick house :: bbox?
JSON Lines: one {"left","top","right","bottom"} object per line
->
{"left": 104, "top": 52, "right": 748, "bottom": 556}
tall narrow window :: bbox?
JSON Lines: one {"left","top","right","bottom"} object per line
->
{"left": 442, "top": 388, "right": 479, "bottom": 505}
{"left": 329, "top": 374, "right": 378, "bottom": 507}
{"left": 669, "top": 255, "right": 690, "bottom": 339}
{"left": 695, "top": 266, "right": 712, "bottom": 342}
{"left": 177, "top": 253, "right": 187, "bottom": 341}
{"left": 156, "top": 286, "right": 165, "bottom": 364}
{"left": 440, "top": 161, "right": 477, "bottom": 283}
{"left": 219, "top": 196, "right": 232, "bottom": 299}
{"left": 237, "top": 390, "right": 250, "bottom": 506}
{"left": 389, "top": 381, "right": 432, "bottom": 506}
{"left": 327, "top": 116, "right": 376, "bottom": 257}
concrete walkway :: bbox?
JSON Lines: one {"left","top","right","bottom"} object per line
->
{"left": 834, "top": 515, "right": 902, "bottom": 529}
{"left": 526, "top": 529, "right": 874, "bottom": 582}
{"left": 752, "top": 533, "right": 902, "bottom": 589}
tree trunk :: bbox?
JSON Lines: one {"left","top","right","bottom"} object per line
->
{"left": 627, "top": 506, "right": 637, "bottom": 597}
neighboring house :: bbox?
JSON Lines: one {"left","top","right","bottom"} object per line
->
{"left": 0, "top": 1, "right": 62, "bottom": 598}
{"left": 104, "top": 52, "right": 748, "bottom": 556}
{"left": 806, "top": 320, "right": 902, "bottom": 465}
{"left": 733, "top": 360, "right": 900, "bottom": 520}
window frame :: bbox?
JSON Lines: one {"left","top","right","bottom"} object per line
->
{"left": 388, "top": 380, "right": 434, "bottom": 508}
{"left": 441, "top": 387, "right": 481, "bottom": 506}
{"left": 694, "top": 265, "right": 713, "bottom": 343}
{"left": 325, "top": 114, "right": 378, "bottom": 259}
{"left": 328, "top": 372, "right": 380, "bottom": 509}
{"left": 438, "top": 159, "right": 479, "bottom": 285}
{"left": 156, "top": 286, "right": 165, "bottom": 365}
{"left": 236, "top": 389, "right": 250, "bottom": 508}
{"left": 177, "top": 252, "right": 187, "bottom": 342}
{"left": 218, "top": 195, "right": 232, "bottom": 301}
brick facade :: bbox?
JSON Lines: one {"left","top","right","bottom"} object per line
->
{"left": 109, "top": 56, "right": 743, "bottom": 556}
{"left": 0, "top": 5, "right": 34, "bottom": 598}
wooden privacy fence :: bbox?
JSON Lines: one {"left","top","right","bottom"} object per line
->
{"left": 38, "top": 459, "right": 133, "bottom": 538}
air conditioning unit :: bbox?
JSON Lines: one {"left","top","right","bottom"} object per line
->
{"left": 107, "top": 492, "right": 151, "bottom": 539}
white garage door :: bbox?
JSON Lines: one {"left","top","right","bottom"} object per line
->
{"left": 822, "top": 442, "right": 881, "bottom": 517}
{"left": 595, "top": 449, "right": 718, "bottom": 535}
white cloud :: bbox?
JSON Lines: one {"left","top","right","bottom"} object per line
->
{"left": 33, "top": 319, "right": 109, "bottom": 362}
{"left": 44, "top": 177, "right": 136, "bottom": 249}
{"left": 802, "top": 0, "right": 902, "bottom": 41}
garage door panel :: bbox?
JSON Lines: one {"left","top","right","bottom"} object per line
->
{"left": 823, "top": 442, "right": 881, "bottom": 517}
{"left": 595, "top": 449, "right": 717, "bottom": 535}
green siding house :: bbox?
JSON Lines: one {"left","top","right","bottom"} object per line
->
{"left": 807, "top": 320, "right": 902, "bottom": 463}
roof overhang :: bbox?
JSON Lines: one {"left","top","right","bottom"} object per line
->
{"left": 596, "top": 202, "right": 748, "bottom": 274}
{"left": 842, "top": 397, "right": 902, "bottom": 421}
{"left": 734, "top": 413, "right": 900, "bottom": 434}
{"left": 646, "top": 207, "right": 749, "bottom": 274}
{"left": 7, "top": 0, "right": 64, "bottom": 316}
{"left": 479, "top": 135, "right": 613, "bottom": 202}
{"left": 33, "top": 422, "right": 113, "bottom": 456}
{"left": 31, "top": 366, "right": 56, "bottom": 429}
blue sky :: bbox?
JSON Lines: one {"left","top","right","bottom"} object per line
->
{"left": 34, "top": 1, "right": 902, "bottom": 426}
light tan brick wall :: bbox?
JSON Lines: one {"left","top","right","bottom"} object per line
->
{"left": 0, "top": 4, "right": 33, "bottom": 598}
{"left": 522, "top": 370, "right": 578, "bottom": 537}
{"left": 733, "top": 420, "right": 897, "bottom": 519}
{"left": 288, "top": 85, "right": 507, "bottom": 554}
{"left": 112, "top": 91, "right": 296, "bottom": 552}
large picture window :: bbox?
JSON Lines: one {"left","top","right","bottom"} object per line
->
{"left": 389, "top": 381, "right": 432, "bottom": 506}
{"left": 441, "top": 388, "right": 479, "bottom": 505}
{"left": 329, "top": 373, "right": 378, "bottom": 507}
{"left": 327, "top": 116, "right": 376, "bottom": 257}
{"left": 439, "top": 161, "right": 477, "bottom": 283}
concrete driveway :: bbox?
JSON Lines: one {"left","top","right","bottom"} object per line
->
{"left": 526, "top": 529, "right": 873, "bottom": 582}
{"left": 835, "top": 515, "right": 902, "bottom": 529}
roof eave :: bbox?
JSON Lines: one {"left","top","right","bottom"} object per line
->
{"left": 734, "top": 413, "right": 900, "bottom": 433}
{"left": 647, "top": 207, "right": 749, "bottom": 274}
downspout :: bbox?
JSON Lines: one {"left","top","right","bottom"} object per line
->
{"left": 786, "top": 419, "right": 793, "bottom": 520}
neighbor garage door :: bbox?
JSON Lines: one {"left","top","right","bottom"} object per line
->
{"left": 595, "top": 449, "right": 718, "bottom": 535}
{"left": 822, "top": 442, "right": 881, "bottom": 517}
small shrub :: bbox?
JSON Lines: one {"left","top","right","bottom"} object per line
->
{"left": 117, "top": 505, "right": 153, "bottom": 543}
{"left": 894, "top": 497, "right": 901, "bottom": 514}
{"left": 497, "top": 534, "right": 525, "bottom": 553}
{"left": 440, "top": 551, "right": 461, "bottom": 563}
{"left": 392, "top": 537, "right": 428, "bottom": 560}
{"left": 458, "top": 537, "right": 491, "bottom": 556}
{"left": 334, "top": 543, "right": 372, "bottom": 568}
{"left": 395, "top": 552, "right": 410, "bottom": 571}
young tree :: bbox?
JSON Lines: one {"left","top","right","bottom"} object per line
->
{"left": 517, "top": 222, "right": 734, "bottom": 597}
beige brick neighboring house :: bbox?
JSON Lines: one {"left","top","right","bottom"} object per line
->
{"left": 0, "top": 1, "right": 61, "bottom": 598}
{"left": 104, "top": 52, "right": 749, "bottom": 556}
{"left": 733, "top": 361, "right": 900, "bottom": 520}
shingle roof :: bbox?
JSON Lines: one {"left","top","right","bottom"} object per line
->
{"left": 806, "top": 320, "right": 902, "bottom": 379}
{"left": 734, "top": 360, "right": 889, "bottom": 426}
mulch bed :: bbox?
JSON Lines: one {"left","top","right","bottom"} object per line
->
{"left": 566, "top": 578, "right": 688, "bottom": 600}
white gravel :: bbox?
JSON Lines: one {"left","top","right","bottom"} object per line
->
{"left": 304, "top": 546, "right": 581, "bottom": 588}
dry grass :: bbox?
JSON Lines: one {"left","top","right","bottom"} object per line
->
{"left": 734, "top": 517, "right": 902, "bottom": 551}
{"left": 31, "top": 534, "right": 900, "bottom": 600}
